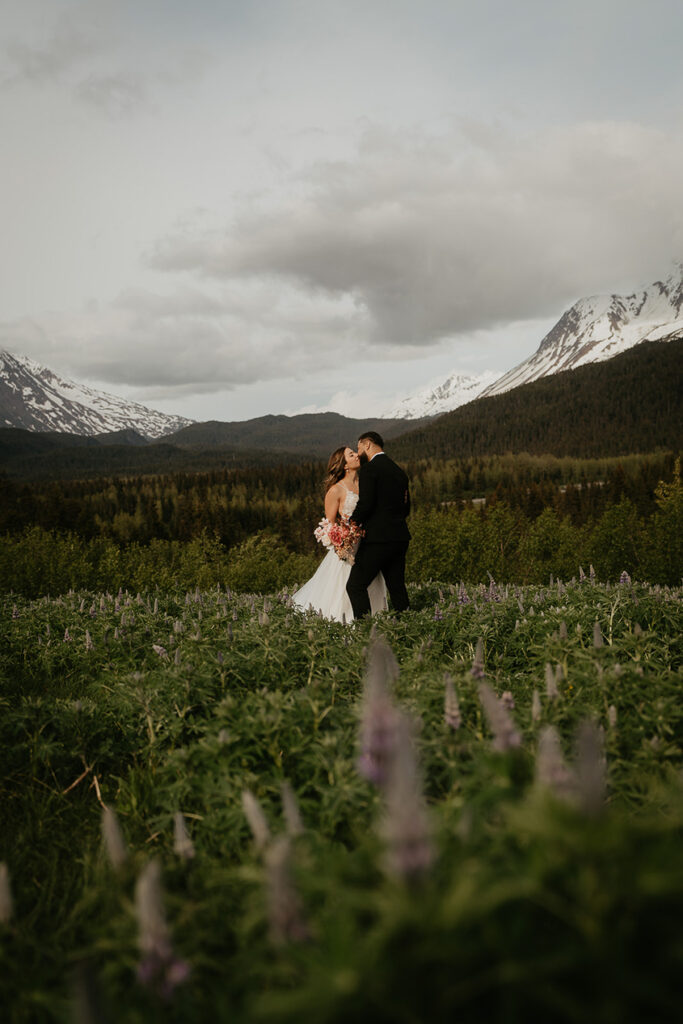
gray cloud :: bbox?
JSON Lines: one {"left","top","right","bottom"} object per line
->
{"left": 3, "top": 20, "right": 103, "bottom": 85}
{"left": 75, "top": 72, "right": 147, "bottom": 118}
{"left": 151, "top": 121, "right": 683, "bottom": 346}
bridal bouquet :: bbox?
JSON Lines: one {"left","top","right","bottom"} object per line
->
{"left": 314, "top": 515, "right": 364, "bottom": 564}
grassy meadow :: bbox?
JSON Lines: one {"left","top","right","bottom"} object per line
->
{"left": 1, "top": 573, "right": 682, "bottom": 1023}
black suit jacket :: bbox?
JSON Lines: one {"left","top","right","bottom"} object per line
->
{"left": 351, "top": 453, "right": 411, "bottom": 543}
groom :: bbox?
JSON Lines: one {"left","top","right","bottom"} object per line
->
{"left": 346, "top": 430, "right": 411, "bottom": 618}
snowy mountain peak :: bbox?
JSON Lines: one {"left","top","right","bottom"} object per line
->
{"left": 383, "top": 370, "right": 499, "bottom": 419}
{"left": 482, "top": 263, "right": 683, "bottom": 398}
{"left": 0, "top": 350, "right": 193, "bottom": 439}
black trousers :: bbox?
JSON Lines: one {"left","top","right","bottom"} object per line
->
{"left": 346, "top": 541, "right": 410, "bottom": 619}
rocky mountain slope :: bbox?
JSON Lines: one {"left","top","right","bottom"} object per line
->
{"left": 0, "top": 350, "right": 192, "bottom": 439}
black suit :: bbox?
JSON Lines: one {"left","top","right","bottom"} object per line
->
{"left": 346, "top": 452, "right": 411, "bottom": 618}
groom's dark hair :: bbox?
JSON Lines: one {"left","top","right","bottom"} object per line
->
{"left": 358, "top": 430, "right": 384, "bottom": 448}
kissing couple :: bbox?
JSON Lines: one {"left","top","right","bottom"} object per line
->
{"left": 292, "top": 431, "right": 411, "bottom": 623}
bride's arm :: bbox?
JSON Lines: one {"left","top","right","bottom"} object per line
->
{"left": 324, "top": 485, "right": 341, "bottom": 522}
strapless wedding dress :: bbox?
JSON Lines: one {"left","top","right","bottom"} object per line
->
{"left": 292, "top": 488, "right": 387, "bottom": 622}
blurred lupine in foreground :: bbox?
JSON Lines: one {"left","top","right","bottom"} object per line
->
{"left": 281, "top": 781, "right": 304, "bottom": 837}
{"left": 478, "top": 682, "right": 522, "bottom": 753}
{"left": 357, "top": 639, "right": 402, "bottom": 787}
{"left": 264, "top": 837, "right": 310, "bottom": 945}
{"left": 242, "top": 790, "right": 271, "bottom": 852}
{"left": 444, "top": 673, "right": 461, "bottom": 730}
{"left": 380, "top": 714, "right": 434, "bottom": 881}
{"left": 173, "top": 812, "right": 195, "bottom": 861}
{"left": 0, "top": 862, "right": 12, "bottom": 924}
{"left": 134, "top": 860, "right": 190, "bottom": 999}
{"left": 535, "top": 726, "right": 575, "bottom": 802}
{"left": 608, "top": 705, "right": 618, "bottom": 729}
{"left": 101, "top": 806, "right": 128, "bottom": 871}
{"left": 545, "top": 662, "right": 560, "bottom": 701}
{"left": 500, "top": 690, "right": 515, "bottom": 711}
{"left": 575, "top": 720, "right": 606, "bottom": 817}
{"left": 470, "top": 637, "right": 485, "bottom": 679}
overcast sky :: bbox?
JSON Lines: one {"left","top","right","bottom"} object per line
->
{"left": 1, "top": 0, "right": 682, "bottom": 421}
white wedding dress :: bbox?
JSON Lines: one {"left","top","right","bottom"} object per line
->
{"left": 292, "top": 488, "right": 387, "bottom": 622}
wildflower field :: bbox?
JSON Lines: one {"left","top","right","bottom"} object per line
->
{"left": 1, "top": 576, "right": 682, "bottom": 1023}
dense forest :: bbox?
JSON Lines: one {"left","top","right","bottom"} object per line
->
{"left": 0, "top": 452, "right": 676, "bottom": 552}
{"left": 392, "top": 338, "right": 683, "bottom": 460}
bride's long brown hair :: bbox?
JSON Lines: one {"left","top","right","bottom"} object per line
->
{"left": 323, "top": 445, "right": 350, "bottom": 494}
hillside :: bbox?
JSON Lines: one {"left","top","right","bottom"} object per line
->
{"left": 390, "top": 338, "right": 683, "bottom": 460}
{"left": 161, "top": 412, "right": 429, "bottom": 454}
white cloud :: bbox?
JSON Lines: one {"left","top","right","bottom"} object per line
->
{"left": 150, "top": 120, "right": 683, "bottom": 347}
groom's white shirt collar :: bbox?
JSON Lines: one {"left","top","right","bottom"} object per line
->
{"left": 370, "top": 451, "right": 385, "bottom": 461}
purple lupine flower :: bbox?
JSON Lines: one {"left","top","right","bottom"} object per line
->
{"left": 478, "top": 682, "right": 522, "bottom": 753}
{"left": 357, "top": 639, "right": 402, "bottom": 787}
{"left": 619, "top": 570, "right": 631, "bottom": 585}
{"left": 0, "top": 862, "right": 13, "bottom": 924}
{"left": 264, "top": 836, "right": 310, "bottom": 945}
{"left": 578, "top": 566, "right": 587, "bottom": 583}
{"left": 589, "top": 564, "right": 596, "bottom": 582}
{"left": 11, "top": 604, "right": 19, "bottom": 620}
{"left": 173, "top": 812, "right": 195, "bottom": 861}
{"left": 63, "top": 628, "right": 71, "bottom": 642}
{"left": 593, "top": 622, "right": 604, "bottom": 648}
{"left": 259, "top": 610, "right": 269, "bottom": 626}
{"left": 101, "top": 805, "right": 128, "bottom": 870}
{"left": 444, "top": 673, "right": 461, "bottom": 730}
{"left": 574, "top": 719, "right": 606, "bottom": 817}
{"left": 470, "top": 637, "right": 485, "bottom": 679}
{"left": 458, "top": 582, "right": 470, "bottom": 605}
{"left": 559, "top": 620, "right": 568, "bottom": 640}
{"left": 152, "top": 644, "right": 169, "bottom": 660}
{"left": 135, "top": 860, "right": 190, "bottom": 999}
{"left": 500, "top": 690, "right": 515, "bottom": 711}
{"left": 241, "top": 790, "right": 270, "bottom": 852}
{"left": 380, "top": 714, "right": 434, "bottom": 881}
{"left": 174, "top": 648, "right": 181, "bottom": 666}
{"left": 545, "top": 662, "right": 559, "bottom": 701}
{"left": 535, "top": 726, "right": 575, "bottom": 802}
{"left": 281, "top": 780, "right": 304, "bottom": 837}
{"left": 433, "top": 604, "right": 443, "bottom": 621}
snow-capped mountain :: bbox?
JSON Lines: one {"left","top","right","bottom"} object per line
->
{"left": 383, "top": 370, "right": 500, "bottom": 419}
{"left": 0, "top": 350, "right": 193, "bottom": 439}
{"left": 482, "top": 263, "right": 683, "bottom": 398}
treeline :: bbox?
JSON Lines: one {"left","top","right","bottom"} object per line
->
{"left": 0, "top": 452, "right": 676, "bottom": 552}
{"left": 392, "top": 338, "right": 683, "bottom": 460}
{"left": 1, "top": 469, "right": 679, "bottom": 595}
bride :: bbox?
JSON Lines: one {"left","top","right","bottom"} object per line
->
{"left": 292, "top": 445, "right": 387, "bottom": 622}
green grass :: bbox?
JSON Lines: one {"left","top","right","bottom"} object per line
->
{"left": 1, "top": 578, "right": 682, "bottom": 1023}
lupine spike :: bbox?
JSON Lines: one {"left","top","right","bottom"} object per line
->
{"left": 281, "top": 781, "right": 304, "bottom": 837}
{"left": 101, "top": 805, "right": 128, "bottom": 870}
{"left": 545, "top": 662, "right": 559, "bottom": 701}
{"left": 241, "top": 790, "right": 270, "bottom": 851}
{"left": 593, "top": 622, "right": 604, "bottom": 648}
{"left": 559, "top": 620, "right": 568, "bottom": 640}
{"left": 135, "top": 860, "right": 190, "bottom": 998}
{"left": 264, "top": 836, "right": 310, "bottom": 945}
{"left": 173, "top": 812, "right": 195, "bottom": 861}
{"left": 471, "top": 637, "right": 485, "bottom": 679}
{"left": 608, "top": 705, "right": 617, "bottom": 729}
{"left": 535, "top": 726, "right": 575, "bottom": 802}
{"left": 0, "top": 863, "right": 13, "bottom": 924}
{"left": 444, "top": 673, "right": 461, "bottom": 730}
{"left": 357, "top": 640, "right": 402, "bottom": 786}
{"left": 574, "top": 719, "right": 606, "bottom": 817}
{"left": 380, "top": 714, "right": 433, "bottom": 881}
{"left": 531, "top": 689, "right": 542, "bottom": 723}
{"left": 478, "top": 682, "right": 522, "bottom": 752}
